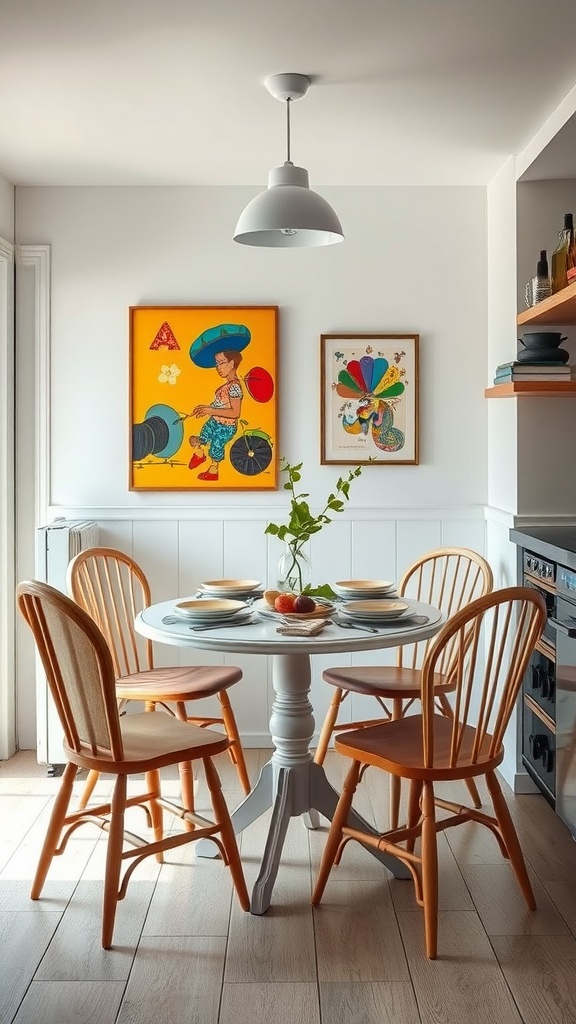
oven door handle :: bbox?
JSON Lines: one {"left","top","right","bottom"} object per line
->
{"left": 550, "top": 616, "right": 576, "bottom": 637}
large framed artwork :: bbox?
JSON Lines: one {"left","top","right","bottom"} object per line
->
{"left": 321, "top": 333, "right": 419, "bottom": 465}
{"left": 130, "top": 306, "right": 278, "bottom": 490}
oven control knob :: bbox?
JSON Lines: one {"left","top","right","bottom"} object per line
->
{"left": 527, "top": 557, "right": 534, "bottom": 571}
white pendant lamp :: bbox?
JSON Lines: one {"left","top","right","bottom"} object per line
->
{"left": 233, "top": 73, "right": 344, "bottom": 248}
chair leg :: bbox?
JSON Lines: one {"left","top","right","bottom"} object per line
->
{"left": 464, "top": 777, "right": 482, "bottom": 808}
{"left": 314, "top": 688, "right": 344, "bottom": 765}
{"left": 311, "top": 759, "right": 361, "bottom": 905}
{"left": 102, "top": 774, "right": 127, "bottom": 949}
{"left": 30, "top": 761, "right": 77, "bottom": 899}
{"left": 203, "top": 756, "right": 249, "bottom": 911}
{"left": 406, "top": 779, "right": 423, "bottom": 854}
{"left": 437, "top": 693, "right": 482, "bottom": 809}
{"left": 218, "top": 691, "right": 251, "bottom": 795}
{"left": 388, "top": 697, "right": 404, "bottom": 829}
{"left": 78, "top": 768, "right": 100, "bottom": 810}
{"left": 145, "top": 769, "right": 165, "bottom": 862}
{"left": 420, "top": 780, "right": 439, "bottom": 959}
{"left": 486, "top": 770, "right": 536, "bottom": 910}
{"left": 174, "top": 701, "right": 196, "bottom": 819}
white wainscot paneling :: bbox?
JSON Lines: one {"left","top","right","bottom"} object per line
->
{"left": 96, "top": 519, "right": 134, "bottom": 553}
{"left": 441, "top": 519, "right": 487, "bottom": 555}
{"left": 178, "top": 518, "right": 225, "bottom": 593}
{"left": 396, "top": 519, "right": 443, "bottom": 576}
{"left": 351, "top": 520, "right": 397, "bottom": 584}
{"left": 311, "top": 519, "right": 353, "bottom": 586}
{"left": 224, "top": 518, "right": 269, "bottom": 588}
{"left": 38, "top": 506, "right": 488, "bottom": 750}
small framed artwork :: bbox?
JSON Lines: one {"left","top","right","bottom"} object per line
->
{"left": 321, "top": 333, "right": 419, "bottom": 465}
{"left": 130, "top": 306, "right": 278, "bottom": 490}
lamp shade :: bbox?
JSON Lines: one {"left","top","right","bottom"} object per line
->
{"left": 233, "top": 162, "right": 344, "bottom": 248}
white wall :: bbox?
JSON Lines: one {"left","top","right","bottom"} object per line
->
{"left": 14, "top": 183, "right": 489, "bottom": 752}
{"left": 0, "top": 171, "right": 15, "bottom": 757}
{"left": 0, "top": 173, "right": 14, "bottom": 241}
{"left": 16, "top": 185, "right": 488, "bottom": 511}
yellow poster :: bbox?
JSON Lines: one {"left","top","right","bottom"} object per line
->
{"left": 130, "top": 306, "right": 278, "bottom": 490}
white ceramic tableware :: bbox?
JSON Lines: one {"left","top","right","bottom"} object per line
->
{"left": 333, "top": 580, "right": 396, "bottom": 598}
{"left": 200, "top": 579, "right": 261, "bottom": 594}
{"left": 173, "top": 597, "right": 247, "bottom": 620}
{"left": 339, "top": 600, "right": 409, "bottom": 620}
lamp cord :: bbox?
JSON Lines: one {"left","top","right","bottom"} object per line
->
{"left": 286, "top": 98, "right": 291, "bottom": 164}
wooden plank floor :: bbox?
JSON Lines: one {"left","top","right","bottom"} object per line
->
{"left": 1, "top": 748, "right": 576, "bottom": 1024}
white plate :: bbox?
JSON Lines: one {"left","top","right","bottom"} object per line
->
{"left": 200, "top": 579, "right": 261, "bottom": 594}
{"left": 254, "top": 597, "right": 334, "bottom": 621}
{"left": 333, "top": 580, "right": 396, "bottom": 597}
{"left": 184, "top": 606, "right": 254, "bottom": 626}
{"left": 173, "top": 597, "right": 247, "bottom": 619}
{"left": 340, "top": 600, "right": 409, "bottom": 620}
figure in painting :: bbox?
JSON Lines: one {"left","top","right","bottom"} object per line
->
{"left": 188, "top": 348, "right": 244, "bottom": 481}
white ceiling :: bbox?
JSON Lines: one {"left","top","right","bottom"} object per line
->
{"left": 2, "top": 0, "right": 576, "bottom": 188}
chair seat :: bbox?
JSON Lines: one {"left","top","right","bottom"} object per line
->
{"left": 116, "top": 664, "right": 243, "bottom": 701}
{"left": 335, "top": 714, "right": 502, "bottom": 781}
{"left": 66, "top": 712, "right": 230, "bottom": 774}
{"left": 322, "top": 665, "right": 454, "bottom": 699}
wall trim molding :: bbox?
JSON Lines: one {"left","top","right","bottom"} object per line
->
{"left": 18, "top": 245, "right": 50, "bottom": 526}
{"left": 46, "top": 503, "right": 488, "bottom": 522}
{"left": 0, "top": 236, "right": 15, "bottom": 759}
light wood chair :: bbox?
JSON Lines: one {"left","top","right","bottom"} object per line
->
{"left": 315, "top": 547, "right": 493, "bottom": 827}
{"left": 312, "top": 586, "right": 547, "bottom": 959}
{"left": 17, "top": 580, "right": 249, "bottom": 949}
{"left": 66, "top": 547, "right": 250, "bottom": 815}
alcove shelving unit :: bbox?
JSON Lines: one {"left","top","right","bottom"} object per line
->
{"left": 485, "top": 281, "right": 576, "bottom": 397}
{"left": 485, "top": 380, "right": 576, "bottom": 398}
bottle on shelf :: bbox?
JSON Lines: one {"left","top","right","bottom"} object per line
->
{"left": 531, "top": 249, "right": 551, "bottom": 304}
{"left": 551, "top": 213, "right": 574, "bottom": 293}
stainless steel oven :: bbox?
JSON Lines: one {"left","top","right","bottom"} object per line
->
{"left": 551, "top": 566, "right": 576, "bottom": 838}
{"left": 521, "top": 551, "right": 557, "bottom": 805}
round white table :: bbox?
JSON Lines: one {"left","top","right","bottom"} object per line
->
{"left": 135, "top": 598, "right": 443, "bottom": 914}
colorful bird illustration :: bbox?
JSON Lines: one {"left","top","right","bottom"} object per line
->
{"left": 337, "top": 355, "right": 406, "bottom": 452}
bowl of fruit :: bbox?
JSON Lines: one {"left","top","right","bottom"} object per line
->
{"left": 258, "top": 590, "right": 334, "bottom": 619}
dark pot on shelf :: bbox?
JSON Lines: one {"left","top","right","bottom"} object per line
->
{"left": 517, "top": 346, "right": 570, "bottom": 364}
{"left": 519, "top": 332, "right": 567, "bottom": 350}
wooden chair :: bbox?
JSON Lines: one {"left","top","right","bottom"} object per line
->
{"left": 66, "top": 547, "right": 250, "bottom": 815}
{"left": 17, "top": 580, "right": 249, "bottom": 949}
{"left": 315, "top": 547, "right": 493, "bottom": 827}
{"left": 312, "top": 586, "right": 547, "bottom": 959}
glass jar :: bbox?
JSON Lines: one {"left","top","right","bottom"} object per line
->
{"left": 277, "top": 540, "right": 311, "bottom": 593}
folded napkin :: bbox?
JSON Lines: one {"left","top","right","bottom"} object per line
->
{"left": 276, "top": 618, "right": 330, "bottom": 637}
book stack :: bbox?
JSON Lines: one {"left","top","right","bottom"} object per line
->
{"left": 494, "top": 362, "right": 574, "bottom": 384}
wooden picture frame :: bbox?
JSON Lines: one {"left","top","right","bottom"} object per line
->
{"left": 130, "top": 306, "right": 278, "bottom": 490}
{"left": 321, "top": 333, "right": 419, "bottom": 465}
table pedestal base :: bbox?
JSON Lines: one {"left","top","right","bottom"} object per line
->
{"left": 197, "top": 755, "right": 409, "bottom": 914}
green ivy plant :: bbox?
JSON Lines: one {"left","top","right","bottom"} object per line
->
{"left": 265, "top": 458, "right": 362, "bottom": 596}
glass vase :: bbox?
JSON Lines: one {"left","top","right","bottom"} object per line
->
{"left": 277, "top": 541, "right": 311, "bottom": 594}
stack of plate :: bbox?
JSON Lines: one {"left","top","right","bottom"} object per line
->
{"left": 198, "top": 578, "right": 263, "bottom": 600}
{"left": 172, "top": 597, "right": 252, "bottom": 625}
{"left": 333, "top": 579, "right": 396, "bottom": 599}
{"left": 339, "top": 599, "right": 410, "bottom": 625}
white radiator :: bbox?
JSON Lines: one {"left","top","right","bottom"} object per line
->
{"left": 35, "top": 518, "right": 99, "bottom": 767}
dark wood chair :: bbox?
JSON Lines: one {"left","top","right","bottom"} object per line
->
{"left": 312, "top": 586, "right": 546, "bottom": 958}
{"left": 17, "top": 579, "right": 249, "bottom": 949}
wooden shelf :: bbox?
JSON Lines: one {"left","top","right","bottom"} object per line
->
{"left": 485, "top": 381, "right": 576, "bottom": 398}
{"left": 517, "top": 279, "right": 576, "bottom": 326}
